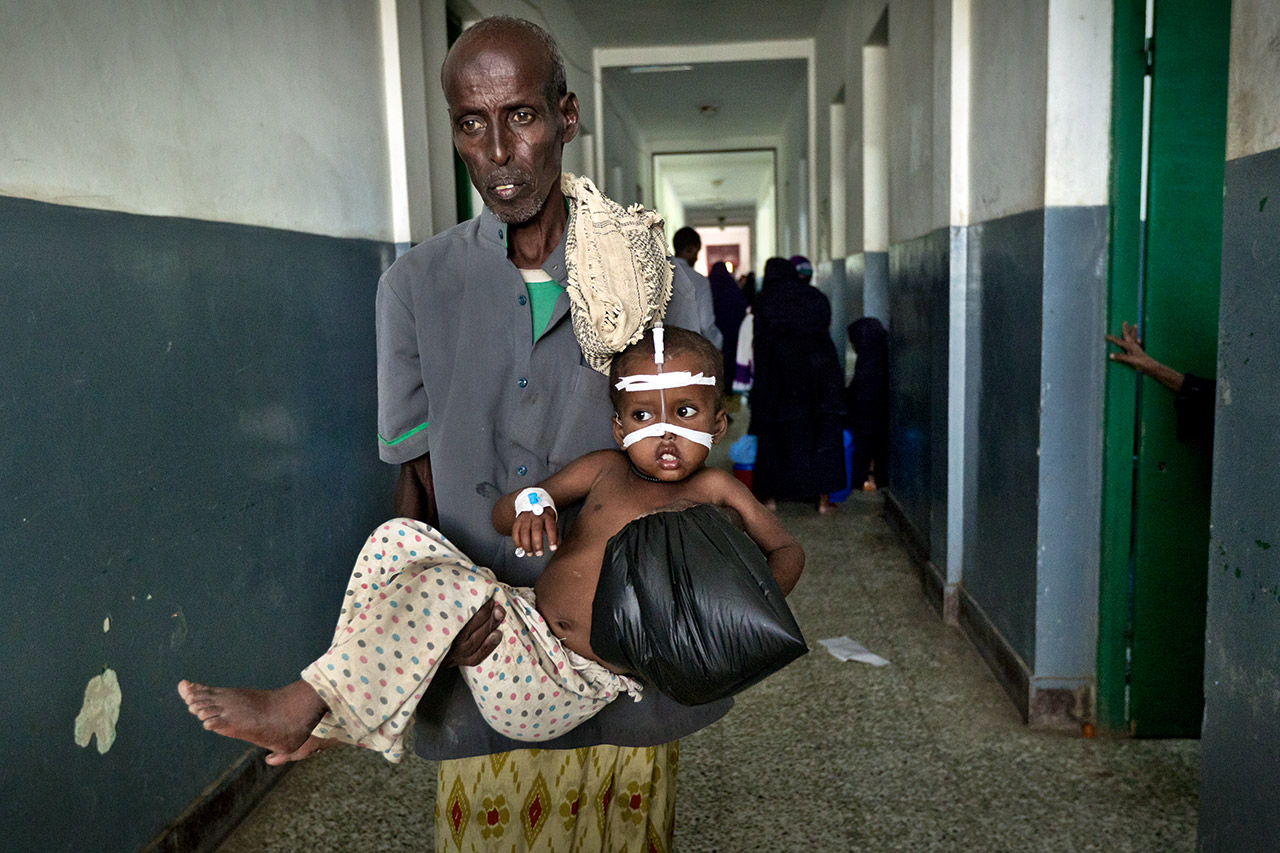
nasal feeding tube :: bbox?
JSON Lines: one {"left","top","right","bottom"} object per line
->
{"left": 615, "top": 324, "right": 717, "bottom": 449}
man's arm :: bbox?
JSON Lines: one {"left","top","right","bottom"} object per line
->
{"left": 695, "top": 275, "right": 723, "bottom": 349}
{"left": 394, "top": 453, "right": 438, "bottom": 527}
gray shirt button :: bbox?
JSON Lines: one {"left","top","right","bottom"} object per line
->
{"left": 517, "top": 465, "right": 527, "bottom": 476}
{"left": 518, "top": 377, "right": 528, "bottom": 388}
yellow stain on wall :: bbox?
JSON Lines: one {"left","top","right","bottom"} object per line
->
{"left": 74, "top": 668, "right": 121, "bottom": 754}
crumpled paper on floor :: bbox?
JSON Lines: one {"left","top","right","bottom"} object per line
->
{"left": 818, "top": 636, "right": 890, "bottom": 667}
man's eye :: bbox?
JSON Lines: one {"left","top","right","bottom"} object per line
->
{"left": 512, "top": 109, "right": 535, "bottom": 123}
{"left": 459, "top": 117, "right": 483, "bottom": 133}
{"left": 676, "top": 405, "right": 698, "bottom": 418}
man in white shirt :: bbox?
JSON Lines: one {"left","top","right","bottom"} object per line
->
{"left": 672, "top": 226, "right": 723, "bottom": 349}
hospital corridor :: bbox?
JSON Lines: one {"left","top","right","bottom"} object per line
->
{"left": 3, "top": 0, "right": 1277, "bottom": 851}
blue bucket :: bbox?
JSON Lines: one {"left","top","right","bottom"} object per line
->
{"left": 828, "top": 430, "right": 855, "bottom": 503}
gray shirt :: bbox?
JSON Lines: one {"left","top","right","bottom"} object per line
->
{"left": 376, "top": 204, "right": 731, "bottom": 758}
{"left": 674, "top": 256, "right": 723, "bottom": 350}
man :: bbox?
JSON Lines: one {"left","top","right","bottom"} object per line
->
{"left": 375, "top": 16, "right": 730, "bottom": 851}
{"left": 672, "top": 226, "right": 724, "bottom": 349}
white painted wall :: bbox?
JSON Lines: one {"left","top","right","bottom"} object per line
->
{"left": 777, "top": 80, "right": 810, "bottom": 259}
{"left": 0, "top": 0, "right": 394, "bottom": 241}
{"left": 863, "top": 45, "right": 890, "bottom": 253}
{"left": 969, "top": 0, "right": 1048, "bottom": 222}
{"left": 1225, "top": 0, "right": 1280, "bottom": 161}
{"left": 1044, "top": 0, "right": 1111, "bottom": 207}
{"left": 887, "top": 0, "right": 941, "bottom": 241}
{"left": 602, "top": 98, "right": 647, "bottom": 206}
{"left": 812, "top": 0, "right": 881, "bottom": 257}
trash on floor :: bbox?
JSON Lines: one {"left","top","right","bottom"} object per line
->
{"left": 818, "top": 636, "right": 890, "bottom": 667}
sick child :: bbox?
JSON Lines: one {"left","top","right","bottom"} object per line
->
{"left": 178, "top": 326, "right": 804, "bottom": 764}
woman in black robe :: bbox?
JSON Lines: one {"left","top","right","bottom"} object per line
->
{"left": 709, "top": 261, "right": 749, "bottom": 381}
{"left": 845, "top": 317, "right": 890, "bottom": 489}
{"left": 749, "top": 257, "right": 847, "bottom": 513}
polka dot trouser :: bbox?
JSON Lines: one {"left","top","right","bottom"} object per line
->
{"left": 300, "top": 518, "right": 639, "bottom": 763}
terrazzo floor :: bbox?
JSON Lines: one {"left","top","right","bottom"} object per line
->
{"left": 215, "top": 433, "right": 1199, "bottom": 852}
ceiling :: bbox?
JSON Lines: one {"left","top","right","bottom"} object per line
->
{"left": 561, "top": 1, "right": 825, "bottom": 219}
{"left": 562, "top": 0, "right": 831, "bottom": 47}
{"left": 602, "top": 59, "right": 807, "bottom": 148}
{"left": 655, "top": 149, "right": 774, "bottom": 219}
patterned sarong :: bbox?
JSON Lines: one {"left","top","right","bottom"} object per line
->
{"left": 436, "top": 743, "right": 678, "bottom": 852}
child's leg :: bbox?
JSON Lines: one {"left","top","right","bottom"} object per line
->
{"left": 300, "top": 518, "right": 497, "bottom": 762}
{"left": 461, "top": 586, "right": 642, "bottom": 742}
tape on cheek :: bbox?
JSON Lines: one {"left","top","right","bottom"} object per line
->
{"left": 620, "top": 421, "right": 714, "bottom": 449}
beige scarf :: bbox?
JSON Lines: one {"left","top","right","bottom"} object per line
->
{"left": 561, "top": 173, "right": 673, "bottom": 374}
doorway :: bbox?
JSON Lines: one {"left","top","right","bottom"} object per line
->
{"left": 1099, "top": 0, "right": 1231, "bottom": 736}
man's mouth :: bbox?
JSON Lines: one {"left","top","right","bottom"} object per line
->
{"left": 491, "top": 182, "right": 522, "bottom": 200}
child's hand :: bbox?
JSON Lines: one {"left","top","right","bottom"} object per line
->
{"left": 513, "top": 509, "right": 558, "bottom": 557}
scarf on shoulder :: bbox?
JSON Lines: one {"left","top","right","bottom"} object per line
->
{"left": 561, "top": 173, "right": 673, "bottom": 374}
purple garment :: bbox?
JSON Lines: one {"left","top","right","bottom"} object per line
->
{"left": 709, "top": 261, "right": 749, "bottom": 379}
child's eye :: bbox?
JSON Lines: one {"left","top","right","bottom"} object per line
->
{"left": 631, "top": 410, "right": 653, "bottom": 422}
{"left": 676, "top": 405, "right": 698, "bottom": 418}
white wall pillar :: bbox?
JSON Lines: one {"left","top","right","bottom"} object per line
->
{"left": 830, "top": 101, "right": 848, "bottom": 258}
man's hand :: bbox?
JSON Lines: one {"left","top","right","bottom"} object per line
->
{"left": 443, "top": 599, "right": 505, "bottom": 667}
{"left": 1106, "top": 321, "right": 1158, "bottom": 374}
{"left": 1106, "top": 320, "right": 1186, "bottom": 392}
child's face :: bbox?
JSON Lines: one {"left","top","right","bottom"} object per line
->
{"left": 612, "top": 349, "right": 727, "bottom": 482}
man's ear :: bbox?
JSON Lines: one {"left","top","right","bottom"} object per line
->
{"left": 611, "top": 414, "right": 626, "bottom": 449}
{"left": 711, "top": 408, "right": 729, "bottom": 445}
{"left": 560, "top": 92, "right": 579, "bottom": 144}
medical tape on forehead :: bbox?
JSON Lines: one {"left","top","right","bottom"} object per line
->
{"left": 619, "top": 421, "right": 714, "bottom": 449}
{"left": 614, "top": 371, "right": 717, "bottom": 393}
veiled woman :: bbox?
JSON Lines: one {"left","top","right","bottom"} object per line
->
{"left": 749, "top": 257, "right": 847, "bottom": 513}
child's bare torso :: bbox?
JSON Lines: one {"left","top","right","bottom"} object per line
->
{"left": 532, "top": 450, "right": 728, "bottom": 671}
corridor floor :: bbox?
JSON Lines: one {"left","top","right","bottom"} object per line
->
{"left": 216, "top": 495, "right": 1199, "bottom": 852}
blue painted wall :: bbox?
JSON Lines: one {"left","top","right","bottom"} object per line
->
{"left": 0, "top": 195, "right": 394, "bottom": 851}
{"left": 1198, "top": 145, "right": 1280, "bottom": 851}
{"left": 886, "top": 228, "right": 950, "bottom": 564}
{"left": 965, "top": 209, "right": 1044, "bottom": 668}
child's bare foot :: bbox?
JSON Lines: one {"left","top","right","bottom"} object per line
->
{"left": 764, "top": 498, "right": 778, "bottom": 512}
{"left": 817, "top": 495, "right": 839, "bottom": 516}
{"left": 177, "top": 679, "right": 327, "bottom": 764}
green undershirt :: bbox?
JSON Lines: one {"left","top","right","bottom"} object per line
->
{"left": 522, "top": 274, "right": 563, "bottom": 342}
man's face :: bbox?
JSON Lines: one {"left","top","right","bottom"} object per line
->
{"left": 443, "top": 34, "right": 578, "bottom": 224}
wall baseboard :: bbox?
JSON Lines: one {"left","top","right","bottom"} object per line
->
{"left": 143, "top": 749, "right": 288, "bottom": 853}
{"left": 884, "top": 490, "right": 1034, "bottom": 722}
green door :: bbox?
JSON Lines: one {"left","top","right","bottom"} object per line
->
{"left": 1099, "top": 0, "right": 1230, "bottom": 736}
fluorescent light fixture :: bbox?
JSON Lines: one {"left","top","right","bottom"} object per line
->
{"left": 628, "top": 64, "right": 694, "bottom": 73}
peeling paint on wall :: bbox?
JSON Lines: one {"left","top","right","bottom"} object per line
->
{"left": 74, "top": 668, "right": 121, "bottom": 754}
{"left": 170, "top": 606, "right": 188, "bottom": 649}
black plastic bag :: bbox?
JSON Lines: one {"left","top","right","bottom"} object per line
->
{"left": 590, "top": 503, "right": 807, "bottom": 705}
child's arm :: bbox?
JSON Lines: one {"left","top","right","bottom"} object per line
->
{"left": 492, "top": 450, "right": 615, "bottom": 557}
{"left": 702, "top": 470, "right": 804, "bottom": 594}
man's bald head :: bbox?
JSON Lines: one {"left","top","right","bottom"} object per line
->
{"left": 442, "top": 16, "right": 566, "bottom": 113}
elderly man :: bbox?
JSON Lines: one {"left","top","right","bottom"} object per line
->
{"left": 375, "top": 16, "right": 729, "bottom": 851}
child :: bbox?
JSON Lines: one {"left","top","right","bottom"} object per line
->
{"left": 178, "top": 326, "right": 804, "bottom": 764}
